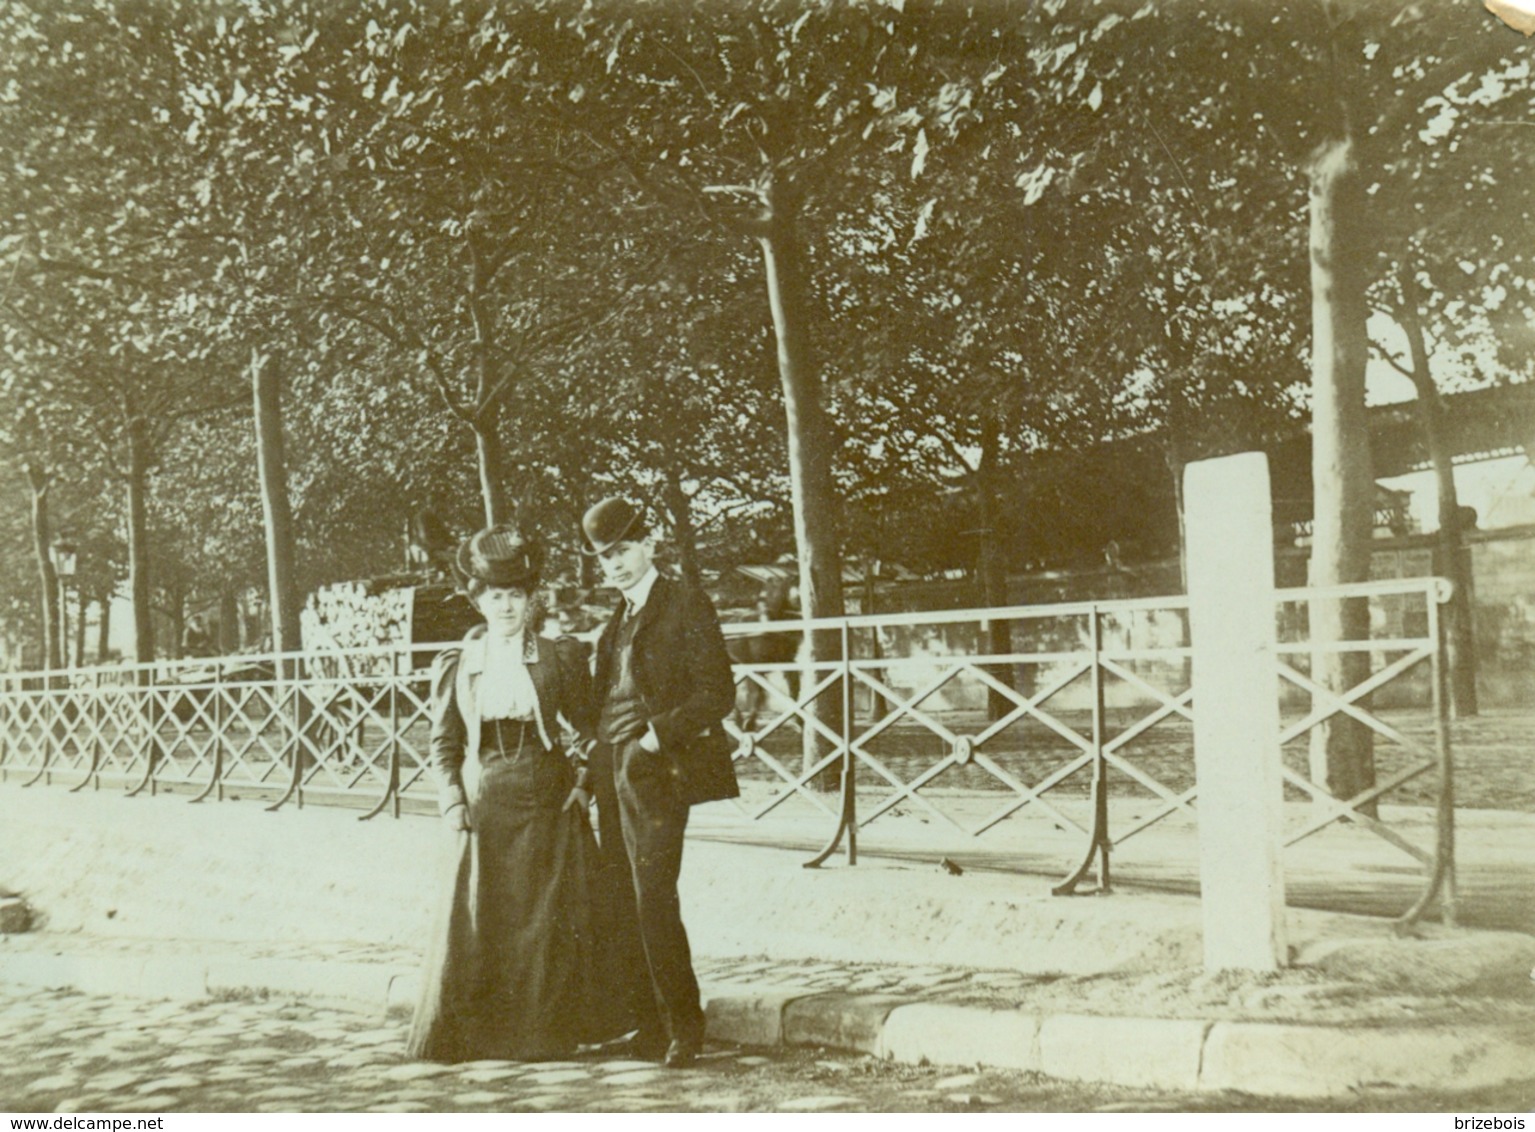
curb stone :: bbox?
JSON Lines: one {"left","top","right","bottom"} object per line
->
{"left": 1039, "top": 1014, "right": 1208, "bottom": 1092}
{"left": 2, "top": 952, "right": 207, "bottom": 1000}
{"left": 2, "top": 948, "right": 1532, "bottom": 1099}
{"left": 782, "top": 993, "right": 908, "bottom": 1054}
{"left": 879, "top": 1003, "right": 1042, "bottom": 1071}
{"left": 1198, "top": 1020, "right": 1535, "bottom": 1098}
{"left": 702, "top": 984, "right": 819, "bottom": 1047}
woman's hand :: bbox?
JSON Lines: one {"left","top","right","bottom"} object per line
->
{"left": 446, "top": 804, "right": 472, "bottom": 833}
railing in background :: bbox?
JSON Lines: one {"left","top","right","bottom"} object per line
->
{"left": 715, "top": 576, "right": 1453, "bottom": 927}
{"left": 0, "top": 648, "right": 439, "bottom": 819}
{"left": 718, "top": 594, "right": 1198, "bottom": 891}
{"left": 0, "top": 578, "right": 1454, "bottom": 926}
{"left": 1273, "top": 577, "right": 1456, "bottom": 926}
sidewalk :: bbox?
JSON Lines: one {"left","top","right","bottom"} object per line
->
{"left": 2, "top": 786, "right": 1534, "bottom": 1100}
{"left": 2, "top": 927, "right": 1532, "bottom": 1100}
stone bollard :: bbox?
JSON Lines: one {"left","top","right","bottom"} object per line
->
{"left": 1184, "top": 452, "right": 1288, "bottom": 971}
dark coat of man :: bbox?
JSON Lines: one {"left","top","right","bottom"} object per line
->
{"left": 592, "top": 572, "right": 740, "bottom": 807}
{"left": 587, "top": 564, "right": 741, "bottom": 1064}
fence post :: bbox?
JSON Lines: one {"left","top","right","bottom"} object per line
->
{"left": 1398, "top": 579, "right": 1457, "bottom": 931}
{"left": 191, "top": 661, "right": 224, "bottom": 804}
{"left": 68, "top": 670, "right": 99, "bottom": 794}
{"left": 839, "top": 620, "right": 855, "bottom": 864}
{"left": 1430, "top": 583, "right": 1457, "bottom": 927}
{"left": 360, "top": 649, "right": 403, "bottom": 822}
{"left": 1052, "top": 604, "right": 1112, "bottom": 895}
{"left": 1185, "top": 452, "right": 1288, "bottom": 971}
{"left": 803, "top": 618, "right": 857, "bottom": 869}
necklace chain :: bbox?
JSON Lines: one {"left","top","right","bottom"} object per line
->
{"left": 494, "top": 719, "right": 528, "bottom": 764}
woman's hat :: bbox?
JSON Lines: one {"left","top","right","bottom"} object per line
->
{"left": 456, "top": 524, "right": 543, "bottom": 589}
{"left": 581, "top": 496, "right": 648, "bottom": 556}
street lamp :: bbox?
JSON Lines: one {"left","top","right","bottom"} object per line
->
{"left": 50, "top": 534, "right": 77, "bottom": 670}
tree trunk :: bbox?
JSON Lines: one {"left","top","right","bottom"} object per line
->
{"left": 467, "top": 233, "right": 509, "bottom": 529}
{"left": 976, "top": 431, "right": 1009, "bottom": 610}
{"left": 239, "top": 590, "right": 259, "bottom": 649}
{"left": 474, "top": 404, "right": 510, "bottom": 528}
{"left": 860, "top": 552, "right": 894, "bottom": 719}
{"left": 1164, "top": 440, "right": 1189, "bottom": 593}
{"left": 73, "top": 591, "right": 87, "bottom": 669}
{"left": 662, "top": 468, "right": 702, "bottom": 588}
{"left": 1397, "top": 260, "right": 1478, "bottom": 717}
{"left": 218, "top": 588, "right": 241, "bottom": 654}
{"left": 253, "top": 348, "right": 314, "bottom": 779}
{"left": 125, "top": 414, "right": 156, "bottom": 666}
{"left": 26, "top": 465, "right": 62, "bottom": 671}
{"left": 168, "top": 591, "right": 186, "bottom": 661}
{"left": 755, "top": 183, "right": 846, "bottom": 787}
{"left": 1306, "top": 136, "right": 1376, "bottom": 810}
{"left": 95, "top": 587, "right": 112, "bottom": 663}
{"left": 975, "top": 417, "right": 1014, "bottom": 720}
{"left": 252, "top": 349, "right": 302, "bottom": 655}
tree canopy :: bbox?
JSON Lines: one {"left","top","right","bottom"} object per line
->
{"left": 1, "top": 0, "right": 1530, "bottom": 666}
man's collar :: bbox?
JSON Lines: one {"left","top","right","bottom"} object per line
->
{"left": 622, "top": 566, "right": 662, "bottom": 613}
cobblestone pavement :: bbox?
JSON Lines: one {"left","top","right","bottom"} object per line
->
{"left": 6, "top": 931, "right": 1533, "bottom": 1028}
{"left": 4, "top": 983, "right": 1534, "bottom": 1114}
{"left": 0, "top": 982, "right": 1167, "bottom": 1114}
{"left": 0, "top": 933, "right": 1057, "bottom": 1006}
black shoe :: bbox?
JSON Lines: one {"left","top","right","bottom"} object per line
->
{"left": 602, "top": 1030, "right": 669, "bottom": 1061}
{"left": 663, "top": 1036, "right": 702, "bottom": 1069}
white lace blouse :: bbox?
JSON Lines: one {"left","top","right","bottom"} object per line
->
{"left": 475, "top": 632, "right": 539, "bottom": 721}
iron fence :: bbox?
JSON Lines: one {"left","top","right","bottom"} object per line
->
{"left": 0, "top": 578, "right": 1453, "bottom": 924}
{"left": 715, "top": 576, "right": 1453, "bottom": 926}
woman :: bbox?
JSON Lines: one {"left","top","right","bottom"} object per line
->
{"left": 407, "top": 523, "right": 627, "bottom": 1062}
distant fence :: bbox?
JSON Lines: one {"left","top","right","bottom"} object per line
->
{"left": 0, "top": 577, "right": 1454, "bottom": 926}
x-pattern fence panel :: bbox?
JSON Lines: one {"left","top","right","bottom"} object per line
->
{"left": 0, "top": 649, "right": 438, "bottom": 819}
{"left": 721, "top": 649, "right": 848, "bottom": 824}
{"left": 717, "top": 578, "right": 1453, "bottom": 922}
{"left": 721, "top": 597, "right": 1199, "bottom": 880}
{"left": 1269, "top": 578, "right": 1456, "bottom": 925}
{"left": 0, "top": 578, "right": 1454, "bottom": 922}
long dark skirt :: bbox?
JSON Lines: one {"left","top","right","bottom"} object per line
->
{"left": 407, "top": 749, "right": 631, "bottom": 1062}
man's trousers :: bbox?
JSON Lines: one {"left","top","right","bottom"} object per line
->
{"left": 590, "top": 738, "right": 705, "bottom": 1046}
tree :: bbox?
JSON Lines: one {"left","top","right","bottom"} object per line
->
{"left": 843, "top": 1, "right": 1305, "bottom": 584}
{"left": 223, "top": 0, "right": 653, "bottom": 529}
{"left": 1366, "top": 44, "right": 1535, "bottom": 717}
{"left": 540, "top": 232, "right": 791, "bottom": 585}
{"left": 1087, "top": 0, "right": 1532, "bottom": 803}
{"left": 1284, "top": 1, "right": 1530, "bottom": 796}
{"left": 164, "top": 5, "right": 492, "bottom": 645}
{"left": 0, "top": 0, "right": 243, "bottom": 665}
{"left": 579, "top": 0, "right": 958, "bottom": 630}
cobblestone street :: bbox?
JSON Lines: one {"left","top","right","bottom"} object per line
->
{"left": 3, "top": 983, "right": 1534, "bottom": 1114}
{"left": 0, "top": 983, "right": 1146, "bottom": 1114}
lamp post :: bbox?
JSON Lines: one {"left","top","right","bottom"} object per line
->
{"left": 50, "top": 534, "right": 77, "bottom": 671}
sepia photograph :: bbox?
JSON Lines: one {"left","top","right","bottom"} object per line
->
{"left": 1, "top": 0, "right": 1533, "bottom": 1119}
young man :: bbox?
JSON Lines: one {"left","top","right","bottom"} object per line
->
{"left": 582, "top": 496, "right": 739, "bottom": 1069}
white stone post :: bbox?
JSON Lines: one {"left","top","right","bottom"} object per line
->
{"left": 1185, "top": 452, "right": 1288, "bottom": 971}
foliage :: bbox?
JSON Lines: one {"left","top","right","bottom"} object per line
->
{"left": 0, "top": 0, "right": 1531, "bottom": 667}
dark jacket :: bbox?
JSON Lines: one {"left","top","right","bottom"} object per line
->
{"left": 593, "top": 572, "right": 740, "bottom": 806}
{"left": 427, "top": 627, "right": 596, "bottom": 817}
